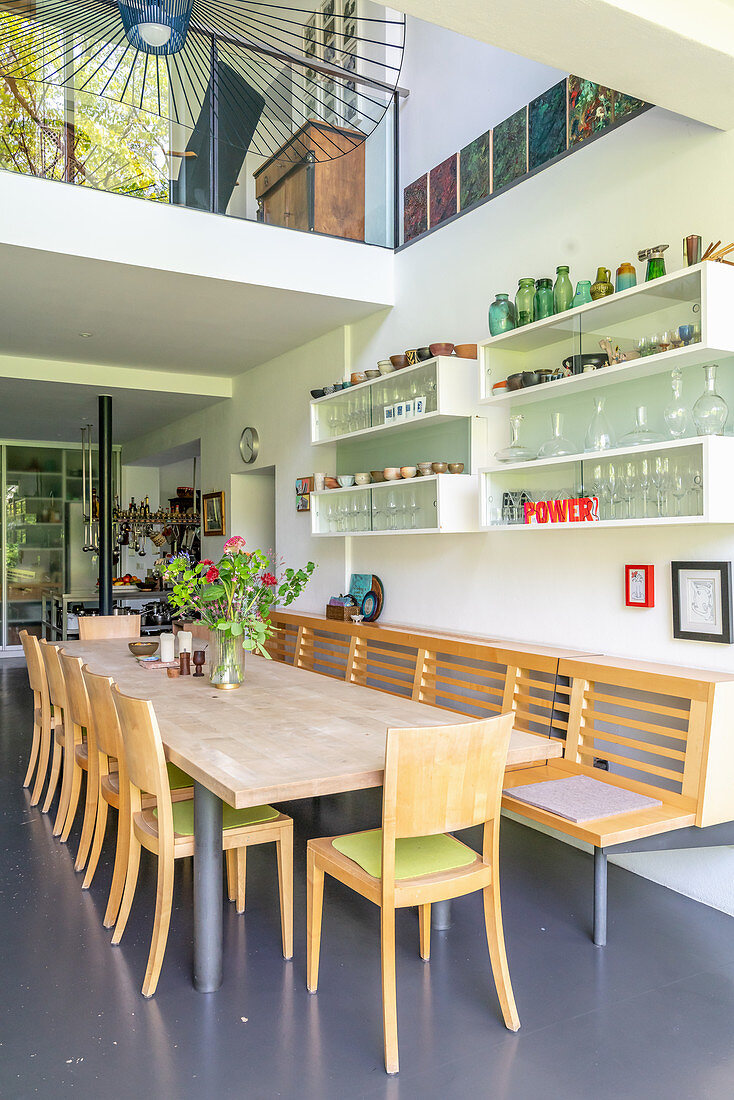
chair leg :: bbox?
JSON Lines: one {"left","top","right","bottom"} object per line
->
{"left": 225, "top": 850, "right": 236, "bottom": 902}
{"left": 419, "top": 904, "right": 431, "bottom": 961}
{"left": 306, "top": 847, "right": 324, "bottom": 992}
{"left": 75, "top": 760, "right": 98, "bottom": 871}
{"left": 381, "top": 905, "right": 399, "bottom": 1075}
{"left": 104, "top": 802, "right": 128, "bottom": 928}
{"left": 111, "top": 829, "right": 141, "bottom": 946}
{"left": 276, "top": 827, "right": 293, "bottom": 958}
{"left": 23, "top": 707, "right": 41, "bottom": 788}
{"left": 30, "top": 719, "right": 52, "bottom": 807}
{"left": 83, "top": 796, "right": 108, "bottom": 890}
{"left": 483, "top": 881, "right": 520, "bottom": 1032}
{"left": 593, "top": 846, "right": 607, "bottom": 947}
{"left": 235, "top": 848, "right": 246, "bottom": 914}
{"left": 59, "top": 759, "right": 83, "bottom": 843}
{"left": 42, "top": 740, "right": 62, "bottom": 815}
{"left": 141, "top": 852, "right": 175, "bottom": 998}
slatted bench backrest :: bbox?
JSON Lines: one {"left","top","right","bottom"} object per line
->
{"left": 559, "top": 657, "right": 734, "bottom": 827}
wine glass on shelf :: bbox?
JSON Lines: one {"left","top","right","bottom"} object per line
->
{"left": 659, "top": 331, "right": 671, "bottom": 353}
{"left": 672, "top": 465, "right": 688, "bottom": 517}
{"left": 358, "top": 494, "right": 371, "bottom": 532}
{"left": 652, "top": 456, "right": 670, "bottom": 517}
{"left": 385, "top": 490, "right": 399, "bottom": 530}
{"left": 689, "top": 466, "right": 703, "bottom": 515}
{"left": 604, "top": 461, "right": 617, "bottom": 521}
{"left": 638, "top": 457, "right": 651, "bottom": 518}
{"left": 621, "top": 459, "right": 637, "bottom": 520}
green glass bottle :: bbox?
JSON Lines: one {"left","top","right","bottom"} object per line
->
{"left": 515, "top": 277, "right": 535, "bottom": 327}
{"left": 553, "top": 265, "right": 573, "bottom": 312}
{"left": 572, "top": 280, "right": 592, "bottom": 308}
{"left": 488, "top": 293, "right": 516, "bottom": 335}
{"left": 534, "top": 278, "right": 554, "bottom": 321}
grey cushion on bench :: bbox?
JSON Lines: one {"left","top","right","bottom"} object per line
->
{"left": 503, "top": 775, "right": 662, "bottom": 823}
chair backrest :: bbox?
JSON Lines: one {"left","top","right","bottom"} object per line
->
{"left": 111, "top": 684, "right": 170, "bottom": 807}
{"left": 59, "top": 652, "right": 92, "bottom": 732}
{"left": 382, "top": 713, "right": 514, "bottom": 842}
{"left": 81, "top": 666, "right": 122, "bottom": 760}
{"left": 78, "top": 615, "right": 141, "bottom": 640}
{"left": 20, "top": 630, "right": 46, "bottom": 695}
{"left": 39, "top": 639, "right": 67, "bottom": 712}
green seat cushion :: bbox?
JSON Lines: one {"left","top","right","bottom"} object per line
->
{"left": 332, "top": 828, "right": 476, "bottom": 880}
{"left": 167, "top": 762, "right": 193, "bottom": 790}
{"left": 154, "top": 800, "right": 279, "bottom": 836}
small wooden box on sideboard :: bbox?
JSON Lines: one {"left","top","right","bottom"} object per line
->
{"left": 254, "top": 120, "right": 366, "bottom": 241}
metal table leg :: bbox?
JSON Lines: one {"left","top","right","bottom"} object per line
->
{"left": 432, "top": 899, "right": 452, "bottom": 930}
{"left": 593, "top": 846, "right": 607, "bottom": 947}
{"left": 193, "top": 781, "right": 223, "bottom": 992}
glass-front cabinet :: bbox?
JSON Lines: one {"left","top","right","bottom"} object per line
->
{"left": 2, "top": 442, "right": 118, "bottom": 649}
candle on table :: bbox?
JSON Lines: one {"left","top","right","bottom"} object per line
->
{"left": 177, "top": 630, "right": 193, "bottom": 654}
{"left": 159, "top": 632, "right": 175, "bottom": 663}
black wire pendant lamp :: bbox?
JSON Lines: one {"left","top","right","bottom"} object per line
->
{"left": 0, "top": 0, "right": 406, "bottom": 163}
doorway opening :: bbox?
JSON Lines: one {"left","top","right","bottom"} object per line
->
{"left": 230, "top": 467, "right": 276, "bottom": 561}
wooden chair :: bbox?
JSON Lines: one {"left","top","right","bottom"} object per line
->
{"left": 81, "top": 666, "right": 194, "bottom": 919}
{"left": 110, "top": 684, "right": 294, "bottom": 997}
{"left": 78, "top": 615, "right": 141, "bottom": 640}
{"left": 19, "top": 630, "right": 58, "bottom": 806}
{"left": 38, "top": 639, "right": 79, "bottom": 839}
{"left": 58, "top": 652, "right": 97, "bottom": 870}
{"left": 306, "top": 714, "right": 519, "bottom": 1075}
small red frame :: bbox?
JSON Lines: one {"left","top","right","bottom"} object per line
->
{"left": 625, "top": 564, "right": 655, "bottom": 608}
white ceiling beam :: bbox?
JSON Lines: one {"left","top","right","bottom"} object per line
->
{"left": 395, "top": 0, "right": 734, "bottom": 129}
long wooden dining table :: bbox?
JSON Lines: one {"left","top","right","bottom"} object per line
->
{"left": 62, "top": 639, "right": 563, "bottom": 992}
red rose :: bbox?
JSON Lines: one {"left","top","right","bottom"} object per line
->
{"left": 205, "top": 566, "right": 220, "bottom": 582}
{"left": 261, "top": 572, "right": 277, "bottom": 587}
{"left": 200, "top": 559, "right": 214, "bottom": 567}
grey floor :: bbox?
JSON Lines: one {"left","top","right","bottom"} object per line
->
{"left": 2, "top": 660, "right": 734, "bottom": 1100}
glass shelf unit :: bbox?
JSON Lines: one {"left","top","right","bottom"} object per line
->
{"left": 479, "top": 436, "right": 734, "bottom": 529}
{"left": 310, "top": 474, "right": 481, "bottom": 536}
{"left": 478, "top": 263, "right": 734, "bottom": 404}
{"left": 310, "top": 356, "right": 480, "bottom": 445}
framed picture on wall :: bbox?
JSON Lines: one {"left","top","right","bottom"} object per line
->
{"left": 625, "top": 564, "right": 654, "bottom": 607}
{"left": 296, "top": 494, "right": 311, "bottom": 512}
{"left": 296, "top": 476, "right": 314, "bottom": 495}
{"left": 671, "top": 561, "right": 732, "bottom": 643}
{"left": 202, "top": 491, "right": 225, "bottom": 537}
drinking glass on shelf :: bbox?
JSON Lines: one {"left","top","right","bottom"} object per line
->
{"left": 637, "top": 336, "right": 651, "bottom": 358}
{"left": 689, "top": 467, "right": 703, "bottom": 514}
{"left": 621, "top": 459, "right": 637, "bottom": 520}
{"left": 672, "top": 465, "right": 688, "bottom": 517}
{"left": 385, "top": 490, "right": 399, "bottom": 530}
{"left": 591, "top": 464, "right": 605, "bottom": 513}
{"left": 406, "top": 490, "right": 420, "bottom": 529}
{"left": 358, "top": 495, "right": 371, "bottom": 531}
{"left": 652, "top": 455, "right": 670, "bottom": 517}
{"left": 659, "top": 331, "right": 671, "bottom": 353}
{"left": 326, "top": 501, "right": 337, "bottom": 533}
{"left": 638, "top": 457, "right": 651, "bottom": 518}
{"left": 350, "top": 497, "right": 362, "bottom": 531}
{"left": 604, "top": 462, "right": 617, "bottom": 521}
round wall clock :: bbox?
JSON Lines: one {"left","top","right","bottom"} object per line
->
{"left": 239, "top": 427, "right": 260, "bottom": 464}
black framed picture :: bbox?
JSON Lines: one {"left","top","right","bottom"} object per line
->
{"left": 671, "top": 561, "right": 733, "bottom": 644}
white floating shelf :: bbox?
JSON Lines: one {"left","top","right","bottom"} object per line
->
{"left": 310, "top": 473, "right": 481, "bottom": 536}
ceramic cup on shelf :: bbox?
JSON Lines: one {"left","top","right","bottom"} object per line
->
{"left": 355, "top": 472, "right": 371, "bottom": 485}
{"left": 314, "top": 473, "right": 326, "bottom": 491}
{"left": 378, "top": 359, "right": 394, "bottom": 374}
{"left": 337, "top": 475, "right": 356, "bottom": 488}
{"left": 400, "top": 466, "right": 417, "bottom": 478}
{"left": 384, "top": 468, "right": 402, "bottom": 480}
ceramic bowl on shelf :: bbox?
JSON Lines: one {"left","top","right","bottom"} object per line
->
{"left": 337, "top": 475, "right": 356, "bottom": 488}
{"left": 400, "top": 466, "right": 417, "bottom": 478}
{"left": 310, "top": 388, "right": 325, "bottom": 399}
{"left": 384, "top": 467, "right": 402, "bottom": 480}
{"left": 417, "top": 347, "right": 432, "bottom": 361}
{"left": 454, "top": 343, "right": 477, "bottom": 359}
{"left": 405, "top": 349, "right": 419, "bottom": 365}
{"left": 432, "top": 462, "right": 448, "bottom": 473}
{"left": 390, "top": 353, "right": 409, "bottom": 370}
{"left": 429, "top": 342, "right": 454, "bottom": 357}
{"left": 325, "top": 476, "right": 340, "bottom": 489}
{"left": 562, "top": 353, "right": 608, "bottom": 375}
{"left": 323, "top": 384, "right": 336, "bottom": 395}
{"left": 351, "top": 371, "right": 367, "bottom": 385}
{"left": 492, "top": 380, "right": 508, "bottom": 396}
{"left": 417, "top": 462, "right": 433, "bottom": 476}
{"left": 129, "top": 640, "right": 159, "bottom": 658}
{"left": 371, "top": 470, "right": 386, "bottom": 483}
{"left": 355, "top": 472, "right": 371, "bottom": 485}
{"left": 377, "top": 359, "right": 394, "bottom": 374}
{"left": 521, "top": 371, "right": 540, "bottom": 387}
{"left": 365, "top": 369, "right": 381, "bottom": 380}
{"left": 448, "top": 463, "right": 465, "bottom": 474}
{"left": 506, "top": 373, "right": 523, "bottom": 391}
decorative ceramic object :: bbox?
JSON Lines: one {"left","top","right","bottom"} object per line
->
{"left": 693, "top": 363, "right": 728, "bottom": 435}
{"left": 515, "top": 278, "right": 535, "bottom": 327}
{"left": 488, "top": 293, "right": 516, "bottom": 335}
{"left": 351, "top": 372, "right": 366, "bottom": 385}
{"left": 506, "top": 373, "right": 523, "bottom": 390}
{"left": 683, "top": 235, "right": 702, "bottom": 266}
{"left": 494, "top": 414, "right": 536, "bottom": 462}
{"left": 553, "top": 266, "right": 573, "bottom": 312}
{"left": 454, "top": 343, "right": 478, "bottom": 358}
{"left": 417, "top": 463, "right": 433, "bottom": 476}
{"left": 615, "top": 262, "right": 637, "bottom": 292}
{"left": 389, "top": 354, "right": 409, "bottom": 370}
{"left": 620, "top": 406, "right": 665, "bottom": 446}
{"left": 431, "top": 462, "right": 448, "bottom": 473}
{"left": 664, "top": 369, "right": 692, "bottom": 438}
{"left": 448, "top": 463, "right": 465, "bottom": 474}
{"left": 337, "top": 475, "right": 355, "bottom": 487}
{"left": 378, "top": 359, "right": 394, "bottom": 374}
{"left": 383, "top": 467, "right": 402, "bottom": 480}
{"left": 590, "top": 267, "right": 614, "bottom": 299}
{"left": 429, "top": 342, "right": 454, "bottom": 357}
{"left": 400, "top": 466, "right": 417, "bottom": 478}
{"left": 405, "top": 349, "right": 419, "bottom": 365}
{"left": 534, "top": 277, "right": 554, "bottom": 320}
{"left": 572, "top": 280, "right": 592, "bottom": 307}
{"left": 584, "top": 396, "right": 615, "bottom": 452}
{"left": 416, "top": 347, "right": 432, "bottom": 361}
{"left": 537, "top": 411, "right": 577, "bottom": 458}
{"left": 354, "top": 472, "right": 371, "bottom": 485}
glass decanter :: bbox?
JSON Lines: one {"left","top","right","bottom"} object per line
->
{"left": 663, "top": 368, "right": 692, "bottom": 438}
{"left": 693, "top": 363, "right": 728, "bottom": 435}
{"left": 619, "top": 406, "right": 664, "bottom": 446}
{"left": 584, "top": 396, "right": 615, "bottom": 452}
{"left": 494, "top": 413, "right": 536, "bottom": 462}
{"left": 537, "top": 411, "right": 577, "bottom": 458}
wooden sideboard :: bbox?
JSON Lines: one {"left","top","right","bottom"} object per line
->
{"left": 254, "top": 121, "right": 366, "bottom": 241}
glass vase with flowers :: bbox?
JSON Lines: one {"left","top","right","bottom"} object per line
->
{"left": 163, "top": 536, "right": 315, "bottom": 688}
